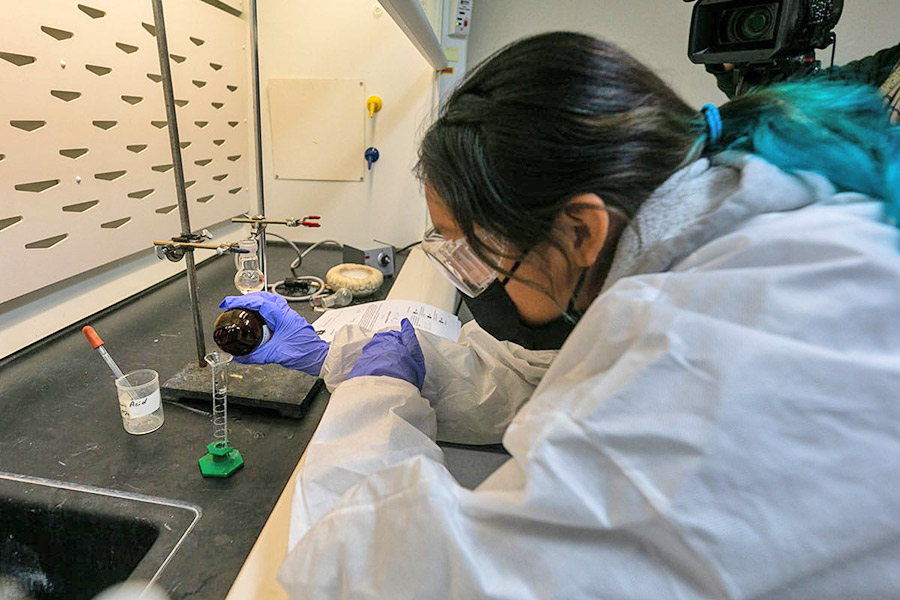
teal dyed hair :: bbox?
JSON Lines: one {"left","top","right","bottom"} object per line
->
{"left": 713, "top": 80, "right": 900, "bottom": 223}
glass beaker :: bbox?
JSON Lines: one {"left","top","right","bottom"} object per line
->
{"left": 115, "top": 369, "right": 165, "bottom": 435}
{"left": 234, "top": 239, "right": 265, "bottom": 294}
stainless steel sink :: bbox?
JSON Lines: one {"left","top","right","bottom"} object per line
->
{"left": 0, "top": 473, "right": 200, "bottom": 600}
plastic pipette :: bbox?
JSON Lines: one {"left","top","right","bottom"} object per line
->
{"left": 82, "top": 326, "right": 129, "bottom": 383}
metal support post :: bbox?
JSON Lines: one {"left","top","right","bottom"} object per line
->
{"left": 150, "top": 0, "right": 207, "bottom": 367}
{"left": 250, "top": 0, "right": 267, "bottom": 279}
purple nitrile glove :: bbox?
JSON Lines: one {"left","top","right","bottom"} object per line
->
{"left": 219, "top": 291, "right": 329, "bottom": 376}
{"left": 347, "top": 319, "right": 426, "bottom": 391}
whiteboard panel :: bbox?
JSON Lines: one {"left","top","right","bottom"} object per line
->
{"left": 267, "top": 78, "right": 365, "bottom": 182}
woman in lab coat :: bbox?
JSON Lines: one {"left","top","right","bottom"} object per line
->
{"left": 273, "top": 32, "right": 900, "bottom": 598}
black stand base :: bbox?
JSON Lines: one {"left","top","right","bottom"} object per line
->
{"left": 161, "top": 361, "right": 323, "bottom": 419}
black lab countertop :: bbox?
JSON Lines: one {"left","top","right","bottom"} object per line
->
{"left": 0, "top": 243, "right": 402, "bottom": 599}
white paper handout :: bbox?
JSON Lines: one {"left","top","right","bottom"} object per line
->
{"left": 312, "top": 300, "right": 461, "bottom": 343}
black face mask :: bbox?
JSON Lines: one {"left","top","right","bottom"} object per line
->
{"left": 461, "top": 264, "right": 583, "bottom": 351}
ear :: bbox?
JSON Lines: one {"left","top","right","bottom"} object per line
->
{"left": 556, "top": 194, "right": 609, "bottom": 268}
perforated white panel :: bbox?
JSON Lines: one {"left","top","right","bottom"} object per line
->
{"left": 0, "top": 0, "right": 250, "bottom": 304}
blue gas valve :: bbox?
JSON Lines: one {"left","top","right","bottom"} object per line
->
{"left": 365, "top": 147, "right": 380, "bottom": 170}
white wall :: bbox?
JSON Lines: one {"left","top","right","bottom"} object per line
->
{"left": 256, "top": 0, "right": 438, "bottom": 250}
{"left": 467, "top": 0, "right": 900, "bottom": 108}
{"left": 831, "top": 0, "right": 900, "bottom": 66}
{"left": 438, "top": 0, "right": 471, "bottom": 99}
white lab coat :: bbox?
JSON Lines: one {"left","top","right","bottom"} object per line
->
{"left": 280, "top": 156, "right": 900, "bottom": 599}
{"left": 321, "top": 320, "right": 557, "bottom": 445}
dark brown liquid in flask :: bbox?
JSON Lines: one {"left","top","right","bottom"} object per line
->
{"left": 213, "top": 308, "right": 270, "bottom": 356}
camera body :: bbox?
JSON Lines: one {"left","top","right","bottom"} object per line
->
{"left": 686, "top": 0, "right": 843, "bottom": 95}
{"left": 688, "top": 0, "right": 843, "bottom": 64}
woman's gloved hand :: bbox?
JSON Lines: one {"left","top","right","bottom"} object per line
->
{"left": 219, "top": 292, "right": 329, "bottom": 376}
{"left": 347, "top": 319, "right": 426, "bottom": 391}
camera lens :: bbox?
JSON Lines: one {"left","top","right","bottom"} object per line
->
{"left": 721, "top": 3, "right": 778, "bottom": 43}
{"left": 740, "top": 10, "right": 772, "bottom": 38}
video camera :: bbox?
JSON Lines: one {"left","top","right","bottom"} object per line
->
{"left": 685, "top": 0, "right": 844, "bottom": 96}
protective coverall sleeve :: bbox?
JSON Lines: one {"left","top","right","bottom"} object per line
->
{"left": 284, "top": 377, "right": 442, "bottom": 551}
{"left": 319, "top": 321, "right": 556, "bottom": 444}
{"left": 280, "top": 201, "right": 900, "bottom": 600}
{"left": 280, "top": 326, "right": 731, "bottom": 600}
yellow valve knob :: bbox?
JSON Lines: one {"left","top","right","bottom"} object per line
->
{"left": 366, "top": 95, "right": 383, "bottom": 118}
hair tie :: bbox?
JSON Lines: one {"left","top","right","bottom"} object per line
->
{"left": 701, "top": 103, "right": 722, "bottom": 146}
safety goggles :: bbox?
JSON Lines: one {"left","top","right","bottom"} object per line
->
{"left": 421, "top": 226, "right": 504, "bottom": 297}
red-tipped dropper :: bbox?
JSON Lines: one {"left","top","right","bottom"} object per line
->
{"left": 83, "top": 326, "right": 128, "bottom": 382}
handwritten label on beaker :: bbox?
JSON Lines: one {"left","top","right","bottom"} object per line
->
{"left": 119, "top": 389, "right": 161, "bottom": 419}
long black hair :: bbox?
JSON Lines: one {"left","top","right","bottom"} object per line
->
{"left": 416, "top": 31, "right": 899, "bottom": 277}
{"left": 416, "top": 32, "right": 700, "bottom": 270}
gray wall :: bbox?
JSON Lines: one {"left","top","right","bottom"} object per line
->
{"left": 467, "top": 0, "right": 900, "bottom": 108}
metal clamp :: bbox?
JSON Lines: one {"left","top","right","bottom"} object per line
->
{"left": 231, "top": 215, "right": 322, "bottom": 231}
{"left": 153, "top": 238, "right": 251, "bottom": 262}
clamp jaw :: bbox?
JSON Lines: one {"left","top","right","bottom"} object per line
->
{"left": 231, "top": 214, "right": 322, "bottom": 235}
{"left": 153, "top": 216, "right": 324, "bottom": 262}
{"left": 153, "top": 229, "right": 251, "bottom": 262}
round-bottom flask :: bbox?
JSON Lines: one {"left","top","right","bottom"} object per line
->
{"left": 234, "top": 268, "right": 265, "bottom": 294}
{"left": 309, "top": 288, "right": 353, "bottom": 309}
{"left": 213, "top": 308, "right": 272, "bottom": 356}
{"left": 234, "top": 239, "right": 265, "bottom": 294}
